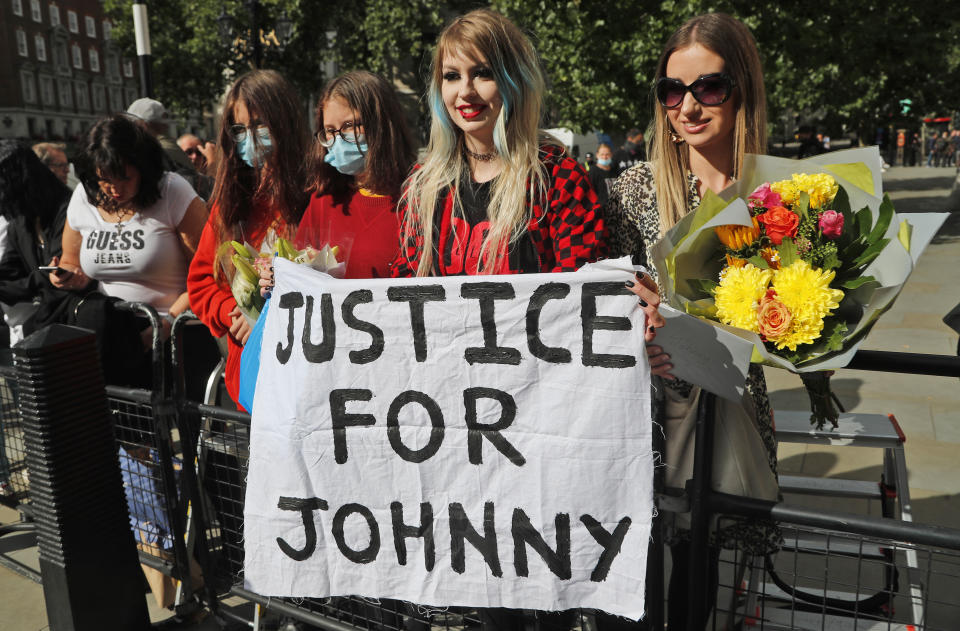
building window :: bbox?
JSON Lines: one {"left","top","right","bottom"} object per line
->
{"left": 12, "top": 0, "right": 23, "bottom": 17}
{"left": 102, "top": 20, "right": 111, "bottom": 40}
{"left": 92, "top": 84, "right": 105, "bottom": 112}
{"left": 16, "top": 29, "right": 28, "bottom": 57}
{"left": 29, "top": 0, "right": 40, "bottom": 22}
{"left": 85, "top": 15, "right": 95, "bottom": 38}
{"left": 21, "top": 71, "right": 37, "bottom": 104}
{"left": 88, "top": 48, "right": 100, "bottom": 73}
{"left": 106, "top": 54, "right": 120, "bottom": 79}
{"left": 39, "top": 76, "right": 55, "bottom": 105}
{"left": 109, "top": 87, "right": 123, "bottom": 112}
{"left": 34, "top": 34, "right": 47, "bottom": 61}
{"left": 58, "top": 78, "right": 72, "bottom": 108}
{"left": 123, "top": 60, "right": 134, "bottom": 78}
{"left": 67, "top": 9, "right": 78, "bottom": 33}
{"left": 74, "top": 80, "right": 88, "bottom": 110}
{"left": 48, "top": 3, "right": 59, "bottom": 26}
{"left": 71, "top": 43, "right": 82, "bottom": 69}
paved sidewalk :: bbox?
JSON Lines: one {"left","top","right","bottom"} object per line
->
{"left": 0, "top": 166, "right": 957, "bottom": 630}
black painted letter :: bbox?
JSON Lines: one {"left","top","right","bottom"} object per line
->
{"left": 391, "top": 501, "right": 435, "bottom": 571}
{"left": 387, "top": 285, "right": 445, "bottom": 362}
{"left": 449, "top": 502, "right": 502, "bottom": 577}
{"left": 462, "top": 282, "right": 522, "bottom": 365}
{"left": 276, "top": 292, "right": 304, "bottom": 364}
{"left": 512, "top": 509, "right": 571, "bottom": 579}
{"left": 580, "top": 514, "right": 632, "bottom": 582}
{"left": 330, "top": 389, "right": 375, "bottom": 464}
{"left": 582, "top": 282, "right": 636, "bottom": 368}
{"left": 302, "top": 294, "right": 336, "bottom": 363}
{"left": 341, "top": 289, "right": 384, "bottom": 364}
{"left": 526, "top": 283, "right": 572, "bottom": 363}
{"left": 276, "top": 496, "right": 329, "bottom": 561}
{"left": 332, "top": 503, "right": 380, "bottom": 564}
{"left": 463, "top": 388, "right": 525, "bottom": 466}
{"left": 387, "top": 391, "right": 445, "bottom": 463}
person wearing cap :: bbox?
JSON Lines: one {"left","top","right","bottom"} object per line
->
{"left": 127, "top": 98, "right": 195, "bottom": 173}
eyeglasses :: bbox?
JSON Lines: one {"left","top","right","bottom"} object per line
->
{"left": 229, "top": 124, "right": 267, "bottom": 143}
{"left": 655, "top": 73, "right": 735, "bottom": 108}
{"left": 316, "top": 121, "right": 363, "bottom": 148}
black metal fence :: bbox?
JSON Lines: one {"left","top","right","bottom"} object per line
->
{"left": 1, "top": 310, "right": 959, "bottom": 631}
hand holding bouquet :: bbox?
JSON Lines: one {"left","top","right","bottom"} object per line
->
{"left": 652, "top": 147, "right": 946, "bottom": 429}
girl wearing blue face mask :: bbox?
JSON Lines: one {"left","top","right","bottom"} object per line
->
{"left": 188, "top": 69, "right": 309, "bottom": 409}
{"left": 588, "top": 142, "right": 617, "bottom": 205}
{"left": 291, "top": 71, "right": 416, "bottom": 280}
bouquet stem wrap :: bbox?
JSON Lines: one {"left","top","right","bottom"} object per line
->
{"left": 799, "top": 371, "right": 839, "bottom": 430}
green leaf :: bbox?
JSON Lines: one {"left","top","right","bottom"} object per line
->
{"left": 841, "top": 275, "right": 877, "bottom": 289}
{"left": 821, "top": 319, "right": 849, "bottom": 353}
{"left": 747, "top": 255, "right": 770, "bottom": 269}
{"left": 831, "top": 186, "right": 851, "bottom": 215}
{"left": 797, "top": 192, "right": 810, "bottom": 219}
{"left": 821, "top": 250, "right": 841, "bottom": 270}
{"left": 778, "top": 238, "right": 799, "bottom": 266}
{"left": 867, "top": 194, "right": 895, "bottom": 243}
{"left": 689, "top": 278, "right": 719, "bottom": 296}
{"left": 853, "top": 238, "right": 890, "bottom": 268}
{"left": 854, "top": 207, "right": 873, "bottom": 236}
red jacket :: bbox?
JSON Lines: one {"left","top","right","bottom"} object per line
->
{"left": 187, "top": 200, "right": 287, "bottom": 409}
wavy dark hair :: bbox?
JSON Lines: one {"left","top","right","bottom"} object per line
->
{"left": 310, "top": 70, "right": 415, "bottom": 199}
{"left": 211, "top": 69, "right": 309, "bottom": 275}
{"left": 77, "top": 114, "right": 166, "bottom": 212}
{"left": 0, "top": 140, "right": 70, "bottom": 226}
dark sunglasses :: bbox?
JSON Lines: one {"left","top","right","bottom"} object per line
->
{"left": 655, "top": 73, "right": 735, "bottom": 108}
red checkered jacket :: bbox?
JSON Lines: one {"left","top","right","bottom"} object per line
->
{"left": 391, "top": 144, "right": 607, "bottom": 277}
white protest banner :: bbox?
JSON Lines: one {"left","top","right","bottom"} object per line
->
{"left": 243, "top": 257, "right": 653, "bottom": 620}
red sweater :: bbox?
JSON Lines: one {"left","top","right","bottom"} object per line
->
{"left": 295, "top": 189, "right": 400, "bottom": 279}
{"left": 187, "top": 200, "right": 287, "bottom": 409}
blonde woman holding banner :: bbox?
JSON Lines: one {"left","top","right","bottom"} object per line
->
{"left": 393, "top": 8, "right": 666, "bottom": 629}
{"left": 605, "top": 13, "right": 780, "bottom": 629}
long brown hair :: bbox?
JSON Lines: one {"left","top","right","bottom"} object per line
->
{"left": 211, "top": 70, "right": 308, "bottom": 266}
{"left": 310, "top": 71, "right": 415, "bottom": 199}
{"left": 650, "top": 13, "right": 767, "bottom": 232}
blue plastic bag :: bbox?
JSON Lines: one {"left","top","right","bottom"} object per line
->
{"left": 238, "top": 296, "right": 269, "bottom": 412}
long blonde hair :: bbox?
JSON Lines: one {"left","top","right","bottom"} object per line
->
{"left": 401, "top": 8, "right": 548, "bottom": 275}
{"left": 650, "top": 13, "right": 767, "bottom": 233}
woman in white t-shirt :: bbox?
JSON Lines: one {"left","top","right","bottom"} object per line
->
{"left": 51, "top": 114, "right": 208, "bottom": 336}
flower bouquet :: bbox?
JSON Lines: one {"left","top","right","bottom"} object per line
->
{"left": 651, "top": 147, "right": 946, "bottom": 429}
{"left": 224, "top": 237, "right": 345, "bottom": 325}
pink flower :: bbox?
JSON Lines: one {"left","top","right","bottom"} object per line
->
{"left": 818, "top": 210, "right": 844, "bottom": 239}
{"left": 748, "top": 182, "right": 782, "bottom": 210}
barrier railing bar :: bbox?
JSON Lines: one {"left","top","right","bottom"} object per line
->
{"left": 686, "top": 391, "right": 716, "bottom": 631}
{"left": 847, "top": 349, "right": 960, "bottom": 377}
{"left": 228, "top": 587, "right": 369, "bottom": 631}
{"left": 709, "top": 491, "right": 960, "bottom": 552}
{"left": 0, "top": 522, "right": 41, "bottom": 582}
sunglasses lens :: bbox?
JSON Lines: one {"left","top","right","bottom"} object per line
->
{"left": 693, "top": 77, "right": 730, "bottom": 106}
{"left": 657, "top": 80, "right": 685, "bottom": 108}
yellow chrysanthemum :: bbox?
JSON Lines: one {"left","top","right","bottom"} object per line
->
{"left": 714, "top": 264, "right": 773, "bottom": 332}
{"left": 715, "top": 216, "right": 761, "bottom": 250}
{"left": 765, "top": 260, "right": 845, "bottom": 350}
{"left": 771, "top": 173, "right": 839, "bottom": 210}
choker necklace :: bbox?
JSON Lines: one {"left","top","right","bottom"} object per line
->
{"left": 464, "top": 146, "right": 498, "bottom": 162}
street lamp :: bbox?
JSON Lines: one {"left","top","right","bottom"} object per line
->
{"left": 217, "top": 1, "right": 294, "bottom": 69}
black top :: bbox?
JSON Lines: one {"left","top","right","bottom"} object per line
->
{"left": 588, "top": 165, "right": 617, "bottom": 205}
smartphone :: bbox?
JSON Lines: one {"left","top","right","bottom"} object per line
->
{"left": 38, "top": 265, "right": 71, "bottom": 277}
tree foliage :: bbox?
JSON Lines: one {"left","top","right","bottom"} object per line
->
{"left": 103, "top": 0, "right": 960, "bottom": 141}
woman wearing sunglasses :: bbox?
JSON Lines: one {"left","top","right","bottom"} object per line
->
{"left": 293, "top": 70, "right": 415, "bottom": 279}
{"left": 188, "top": 69, "right": 309, "bottom": 409}
{"left": 604, "top": 13, "right": 779, "bottom": 630}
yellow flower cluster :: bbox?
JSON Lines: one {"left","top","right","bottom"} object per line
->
{"left": 714, "top": 260, "right": 844, "bottom": 351}
{"left": 771, "top": 173, "right": 839, "bottom": 210}
{"left": 715, "top": 264, "right": 772, "bottom": 332}
{"left": 714, "top": 216, "right": 761, "bottom": 250}
{"left": 767, "top": 260, "right": 844, "bottom": 350}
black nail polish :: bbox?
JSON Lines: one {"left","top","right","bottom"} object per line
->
{"left": 638, "top": 298, "right": 648, "bottom": 307}
{"left": 635, "top": 271, "right": 644, "bottom": 280}
{"left": 625, "top": 280, "right": 635, "bottom": 288}
{"left": 648, "top": 325, "right": 655, "bottom": 333}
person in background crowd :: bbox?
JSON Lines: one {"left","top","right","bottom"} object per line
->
{"left": 612, "top": 127, "right": 646, "bottom": 176}
{"left": 188, "top": 69, "right": 309, "bottom": 411}
{"left": 583, "top": 150, "right": 595, "bottom": 170}
{"left": 605, "top": 13, "right": 780, "bottom": 629}
{"left": 797, "top": 125, "right": 823, "bottom": 158}
{"left": 31, "top": 142, "right": 70, "bottom": 186}
{"left": 935, "top": 131, "right": 950, "bottom": 167}
{"left": 56, "top": 114, "right": 213, "bottom": 390}
{"left": 177, "top": 133, "right": 218, "bottom": 177}
{"left": 588, "top": 142, "right": 618, "bottom": 205}
{"left": 129, "top": 98, "right": 214, "bottom": 200}
{"left": 949, "top": 129, "right": 960, "bottom": 168}
{"left": 394, "top": 10, "right": 665, "bottom": 626}
{"left": 926, "top": 131, "right": 939, "bottom": 167}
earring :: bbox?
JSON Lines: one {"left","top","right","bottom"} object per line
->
{"left": 670, "top": 130, "right": 685, "bottom": 144}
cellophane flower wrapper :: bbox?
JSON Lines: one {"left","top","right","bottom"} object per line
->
{"left": 224, "top": 237, "right": 347, "bottom": 327}
{"left": 650, "top": 147, "right": 946, "bottom": 421}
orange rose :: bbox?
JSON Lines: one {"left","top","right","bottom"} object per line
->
{"left": 757, "top": 291, "right": 792, "bottom": 340}
{"left": 757, "top": 205, "right": 800, "bottom": 245}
